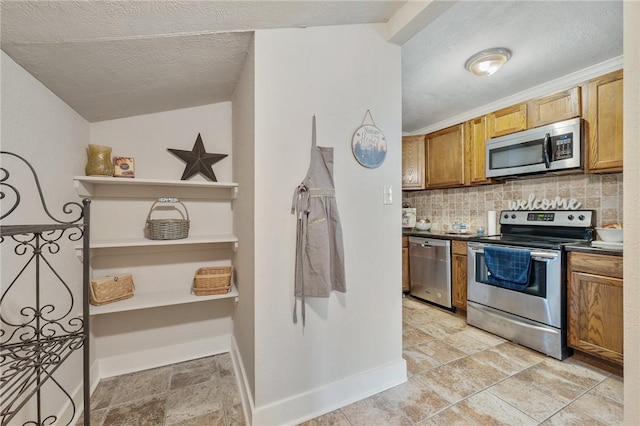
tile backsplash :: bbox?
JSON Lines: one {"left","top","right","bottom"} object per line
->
{"left": 403, "top": 173, "right": 622, "bottom": 232}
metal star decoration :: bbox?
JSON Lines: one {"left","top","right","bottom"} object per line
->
{"left": 167, "top": 133, "right": 228, "bottom": 181}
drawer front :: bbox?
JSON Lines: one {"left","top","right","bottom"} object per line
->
{"left": 569, "top": 252, "right": 623, "bottom": 279}
{"left": 452, "top": 240, "right": 468, "bottom": 255}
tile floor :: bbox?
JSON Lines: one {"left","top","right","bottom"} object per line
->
{"left": 86, "top": 296, "right": 624, "bottom": 425}
{"left": 82, "top": 353, "right": 244, "bottom": 425}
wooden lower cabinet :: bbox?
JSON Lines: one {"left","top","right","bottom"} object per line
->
{"left": 402, "top": 236, "right": 410, "bottom": 293}
{"left": 452, "top": 240, "right": 467, "bottom": 311}
{"left": 567, "top": 251, "right": 623, "bottom": 366}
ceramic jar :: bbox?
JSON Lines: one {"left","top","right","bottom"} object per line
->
{"left": 85, "top": 144, "right": 114, "bottom": 176}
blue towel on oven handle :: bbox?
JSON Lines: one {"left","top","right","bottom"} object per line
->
{"left": 484, "top": 246, "right": 532, "bottom": 291}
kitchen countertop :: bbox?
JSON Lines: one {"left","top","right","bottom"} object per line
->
{"left": 403, "top": 230, "right": 624, "bottom": 256}
{"left": 402, "top": 229, "right": 479, "bottom": 241}
{"left": 564, "top": 241, "right": 623, "bottom": 256}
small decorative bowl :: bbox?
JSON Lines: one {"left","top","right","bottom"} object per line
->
{"left": 415, "top": 222, "right": 432, "bottom": 231}
{"left": 595, "top": 228, "right": 623, "bottom": 242}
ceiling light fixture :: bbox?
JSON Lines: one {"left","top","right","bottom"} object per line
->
{"left": 465, "top": 47, "right": 512, "bottom": 77}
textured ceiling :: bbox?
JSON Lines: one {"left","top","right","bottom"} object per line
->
{"left": 1, "top": 0, "right": 405, "bottom": 122}
{"left": 1, "top": 1, "right": 624, "bottom": 130}
{"left": 402, "top": 1, "right": 623, "bottom": 133}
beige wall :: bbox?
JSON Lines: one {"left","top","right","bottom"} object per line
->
{"left": 231, "top": 36, "right": 257, "bottom": 415}
{"left": 623, "top": 1, "right": 640, "bottom": 423}
{"left": 1, "top": 51, "right": 90, "bottom": 424}
{"left": 248, "top": 24, "right": 405, "bottom": 424}
{"left": 404, "top": 173, "right": 622, "bottom": 232}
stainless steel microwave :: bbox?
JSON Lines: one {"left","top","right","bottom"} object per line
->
{"left": 486, "top": 117, "right": 582, "bottom": 178}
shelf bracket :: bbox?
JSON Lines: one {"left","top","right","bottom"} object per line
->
{"left": 74, "top": 179, "right": 93, "bottom": 198}
{"left": 232, "top": 241, "right": 239, "bottom": 252}
{"left": 231, "top": 186, "right": 238, "bottom": 200}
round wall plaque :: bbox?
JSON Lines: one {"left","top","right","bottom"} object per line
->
{"left": 351, "top": 123, "right": 387, "bottom": 168}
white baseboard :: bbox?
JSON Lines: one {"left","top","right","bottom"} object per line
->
{"left": 231, "top": 335, "right": 407, "bottom": 426}
{"left": 230, "top": 335, "right": 254, "bottom": 425}
{"left": 98, "top": 334, "right": 231, "bottom": 378}
{"left": 60, "top": 359, "right": 100, "bottom": 425}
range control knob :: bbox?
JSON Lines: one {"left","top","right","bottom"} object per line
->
{"left": 504, "top": 214, "right": 509, "bottom": 219}
{"left": 578, "top": 214, "right": 585, "bottom": 221}
{"left": 511, "top": 214, "right": 516, "bottom": 219}
{"left": 567, "top": 214, "right": 574, "bottom": 220}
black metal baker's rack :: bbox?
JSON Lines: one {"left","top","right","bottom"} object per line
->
{"left": 1, "top": 151, "right": 90, "bottom": 425}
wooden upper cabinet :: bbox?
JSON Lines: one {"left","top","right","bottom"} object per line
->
{"left": 425, "top": 124, "right": 465, "bottom": 188}
{"left": 527, "top": 87, "right": 581, "bottom": 128}
{"left": 486, "top": 103, "right": 527, "bottom": 138}
{"left": 584, "top": 69, "right": 623, "bottom": 173}
{"left": 465, "top": 116, "right": 491, "bottom": 185}
{"left": 402, "top": 135, "right": 426, "bottom": 190}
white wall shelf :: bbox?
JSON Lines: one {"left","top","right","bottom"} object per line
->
{"left": 89, "top": 284, "right": 239, "bottom": 315}
{"left": 75, "top": 234, "right": 238, "bottom": 260}
{"left": 76, "top": 175, "right": 239, "bottom": 312}
{"left": 74, "top": 176, "right": 238, "bottom": 199}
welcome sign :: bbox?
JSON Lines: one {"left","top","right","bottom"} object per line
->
{"left": 508, "top": 193, "right": 582, "bottom": 211}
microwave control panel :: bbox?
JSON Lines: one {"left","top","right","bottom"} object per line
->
{"left": 552, "top": 132, "right": 574, "bottom": 160}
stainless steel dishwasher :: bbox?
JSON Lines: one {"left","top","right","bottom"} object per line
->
{"left": 408, "top": 237, "right": 452, "bottom": 308}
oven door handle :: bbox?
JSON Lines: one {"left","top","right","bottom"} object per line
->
{"left": 469, "top": 247, "right": 558, "bottom": 261}
{"left": 530, "top": 251, "right": 558, "bottom": 261}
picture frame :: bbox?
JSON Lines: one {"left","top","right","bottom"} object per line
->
{"left": 113, "top": 157, "right": 135, "bottom": 178}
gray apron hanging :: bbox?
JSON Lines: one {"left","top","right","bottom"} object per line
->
{"left": 291, "top": 116, "right": 346, "bottom": 325}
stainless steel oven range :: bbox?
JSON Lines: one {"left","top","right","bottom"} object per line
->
{"left": 467, "top": 210, "right": 594, "bottom": 360}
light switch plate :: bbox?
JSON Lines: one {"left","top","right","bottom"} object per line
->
{"left": 383, "top": 185, "right": 393, "bottom": 205}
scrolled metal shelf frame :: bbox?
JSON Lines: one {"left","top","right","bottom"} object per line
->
{"left": 0, "top": 151, "right": 91, "bottom": 426}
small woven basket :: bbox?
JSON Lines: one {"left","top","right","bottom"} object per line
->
{"left": 90, "top": 274, "right": 135, "bottom": 306}
{"left": 145, "top": 198, "right": 190, "bottom": 240}
{"left": 192, "top": 266, "right": 232, "bottom": 296}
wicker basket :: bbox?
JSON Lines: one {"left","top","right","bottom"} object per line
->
{"left": 192, "top": 266, "right": 232, "bottom": 296}
{"left": 90, "top": 274, "right": 135, "bottom": 306}
{"left": 145, "top": 198, "right": 190, "bottom": 240}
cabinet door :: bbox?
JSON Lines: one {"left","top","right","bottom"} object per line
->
{"left": 466, "top": 116, "right": 491, "bottom": 185}
{"left": 402, "top": 246, "right": 410, "bottom": 293}
{"left": 527, "top": 87, "right": 581, "bottom": 128}
{"left": 402, "top": 135, "right": 426, "bottom": 190}
{"left": 425, "top": 124, "right": 465, "bottom": 188}
{"left": 452, "top": 253, "right": 467, "bottom": 311}
{"left": 568, "top": 271, "right": 623, "bottom": 365}
{"left": 486, "top": 104, "right": 527, "bottom": 138}
{"left": 584, "top": 69, "right": 623, "bottom": 173}
{"left": 451, "top": 241, "right": 467, "bottom": 311}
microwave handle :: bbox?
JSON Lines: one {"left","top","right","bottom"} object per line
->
{"left": 543, "top": 133, "right": 551, "bottom": 168}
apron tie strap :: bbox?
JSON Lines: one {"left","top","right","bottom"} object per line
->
{"left": 291, "top": 183, "right": 309, "bottom": 325}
